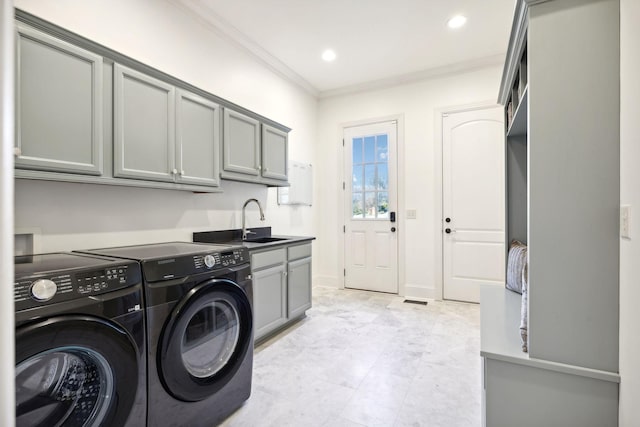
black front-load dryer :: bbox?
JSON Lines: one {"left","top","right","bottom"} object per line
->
{"left": 78, "top": 242, "right": 253, "bottom": 427}
{"left": 14, "top": 252, "right": 146, "bottom": 427}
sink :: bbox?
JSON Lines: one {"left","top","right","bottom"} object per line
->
{"left": 244, "top": 237, "right": 288, "bottom": 244}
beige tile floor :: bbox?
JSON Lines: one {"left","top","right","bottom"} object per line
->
{"left": 222, "top": 286, "right": 481, "bottom": 427}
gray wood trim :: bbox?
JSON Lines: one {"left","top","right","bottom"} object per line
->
{"left": 175, "top": 89, "right": 220, "bottom": 187}
{"left": 113, "top": 63, "right": 176, "bottom": 182}
{"left": 14, "top": 9, "right": 291, "bottom": 133}
{"left": 15, "top": 170, "right": 224, "bottom": 193}
{"left": 498, "top": 1, "right": 529, "bottom": 105}
{"left": 15, "top": 23, "right": 103, "bottom": 175}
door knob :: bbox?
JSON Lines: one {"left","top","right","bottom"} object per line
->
{"left": 391, "top": 227, "right": 396, "bottom": 232}
{"left": 445, "top": 218, "right": 451, "bottom": 223}
{"left": 445, "top": 228, "right": 452, "bottom": 234}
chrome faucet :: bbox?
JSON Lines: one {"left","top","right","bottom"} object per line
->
{"left": 242, "top": 198, "right": 265, "bottom": 240}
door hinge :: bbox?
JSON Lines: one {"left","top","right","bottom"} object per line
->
{"left": 343, "top": 269, "right": 346, "bottom": 276}
{"left": 342, "top": 181, "right": 345, "bottom": 190}
{"left": 343, "top": 225, "right": 346, "bottom": 233}
{"left": 342, "top": 138, "right": 345, "bottom": 146}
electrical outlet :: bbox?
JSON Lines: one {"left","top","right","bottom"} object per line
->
{"left": 621, "top": 205, "right": 631, "bottom": 239}
{"left": 406, "top": 209, "right": 417, "bottom": 219}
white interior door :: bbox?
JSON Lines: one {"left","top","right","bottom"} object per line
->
{"left": 443, "top": 106, "right": 505, "bottom": 303}
{"left": 344, "top": 121, "right": 398, "bottom": 293}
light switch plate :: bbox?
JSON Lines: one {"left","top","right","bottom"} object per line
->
{"left": 621, "top": 205, "right": 631, "bottom": 239}
{"left": 406, "top": 209, "right": 417, "bottom": 219}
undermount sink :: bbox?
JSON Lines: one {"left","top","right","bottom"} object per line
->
{"left": 244, "top": 237, "right": 288, "bottom": 244}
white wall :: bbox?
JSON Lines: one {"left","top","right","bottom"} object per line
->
{"left": 315, "top": 65, "right": 502, "bottom": 299}
{"left": 13, "top": 0, "right": 316, "bottom": 253}
{"left": 0, "top": 0, "right": 15, "bottom": 424}
{"left": 618, "top": 0, "right": 640, "bottom": 424}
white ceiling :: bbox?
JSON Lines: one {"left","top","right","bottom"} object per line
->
{"left": 174, "top": 0, "right": 516, "bottom": 97}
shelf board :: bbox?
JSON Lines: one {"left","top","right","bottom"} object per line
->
{"left": 507, "top": 86, "right": 528, "bottom": 137}
{"left": 480, "top": 285, "right": 620, "bottom": 383}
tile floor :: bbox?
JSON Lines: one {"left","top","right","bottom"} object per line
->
{"left": 222, "top": 286, "right": 482, "bottom": 427}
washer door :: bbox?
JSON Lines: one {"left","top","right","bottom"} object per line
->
{"left": 15, "top": 316, "right": 139, "bottom": 427}
{"left": 158, "top": 279, "right": 253, "bottom": 402}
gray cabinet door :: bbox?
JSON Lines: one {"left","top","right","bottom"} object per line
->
{"left": 176, "top": 90, "right": 220, "bottom": 187}
{"left": 287, "top": 256, "right": 312, "bottom": 319}
{"left": 114, "top": 63, "right": 175, "bottom": 182}
{"left": 253, "top": 263, "right": 287, "bottom": 341}
{"left": 261, "top": 124, "right": 288, "bottom": 181}
{"left": 16, "top": 24, "right": 103, "bottom": 175}
{"left": 222, "top": 109, "right": 260, "bottom": 176}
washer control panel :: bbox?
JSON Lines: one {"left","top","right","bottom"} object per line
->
{"left": 193, "top": 248, "right": 249, "bottom": 270}
{"left": 14, "top": 264, "right": 135, "bottom": 309}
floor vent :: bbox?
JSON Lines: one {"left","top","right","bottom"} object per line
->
{"left": 404, "top": 299, "right": 427, "bottom": 305}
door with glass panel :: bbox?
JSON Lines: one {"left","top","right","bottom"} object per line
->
{"left": 344, "top": 121, "right": 398, "bottom": 293}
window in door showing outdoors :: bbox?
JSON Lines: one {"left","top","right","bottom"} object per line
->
{"left": 352, "top": 134, "right": 389, "bottom": 219}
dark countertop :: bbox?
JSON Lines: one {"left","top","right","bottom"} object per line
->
{"left": 193, "top": 227, "right": 315, "bottom": 251}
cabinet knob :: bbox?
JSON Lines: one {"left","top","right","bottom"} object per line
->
{"left": 257, "top": 165, "right": 262, "bottom": 170}
{"left": 14, "top": 147, "right": 21, "bottom": 157}
{"left": 264, "top": 168, "right": 268, "bottom": 172}
{"left": 180, "top": 170, "right": 185, "bottom": 176}
{"left": 171, "top": 168, "right": 178, "bottom": 175}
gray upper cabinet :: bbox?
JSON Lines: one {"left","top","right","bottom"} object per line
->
{"left": 14, "top": 11, "right": 287, "bottom": 192}
{"left": 261, "top": 124, "right": 288, "bottom": 181}
{"left": 176, "top": 90, "right": 220, "bottom": 187}
{"left": 222, "top": 108, "right": 290, "bottom": 185}
{"left": 222, "top": 109, "right": 260, "bottom": 177}
{"left": 15, "top": 24, "right": 103, "bottom": 175}
{"left": 114, "top": 63, "right": 175, "bottom": 183}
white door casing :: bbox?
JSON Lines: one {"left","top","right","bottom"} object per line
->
{"left": 344, "top": 121, "right": 398, "bottom": 293}
{"left": 442, "top": 106, "right": 505, "bottom": 303}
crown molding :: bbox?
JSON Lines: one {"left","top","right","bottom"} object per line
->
{"left": 319, "top": 54, "right": 505, "bottom": 100}
{"left": 167, "top": 0, "right": 319, "bottom": 98}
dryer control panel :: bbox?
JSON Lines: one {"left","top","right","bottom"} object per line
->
{"left": 14, "top": 263, "right": 141, "bottom": 311}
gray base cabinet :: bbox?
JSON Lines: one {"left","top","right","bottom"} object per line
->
{"left": 16, "top": 24, "right": 103, "bottom": 175}
{"left": 252, "top": 242, "right": 313, "bottom": 343}
{"left": 483, "top": 1, "right": 621, "bottom": 425}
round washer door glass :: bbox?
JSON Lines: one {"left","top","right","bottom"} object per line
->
{"left": 15, "top": 316, "right": 140, "bottom": 427}
{"left": 16, "top": 347, "right": 113, "bottom": 427}
{"left": 181, "top": 299, "right": 240, "bottom": 378}
{"left": 159, "top": 279, "right": 252, "bottom": 402}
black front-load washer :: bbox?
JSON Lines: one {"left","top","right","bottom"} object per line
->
{"left": 14, "top": 252, "right": 146, "bottom": 427}
{"left": 78, "top": 242, "right": 253, "bottom": 427}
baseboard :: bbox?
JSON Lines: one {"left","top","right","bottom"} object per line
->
{"left": 313, "top": 275, "right": 340, "bottom": 288}
{"left": 404, "top": 283, "right": 440, "bottom": 301}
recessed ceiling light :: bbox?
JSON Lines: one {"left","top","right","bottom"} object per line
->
{"left": 447, "top": 15, "right": 467, "bottom": 29}
{"left": 322, "top": 49, "right": 337, "bottom": 62}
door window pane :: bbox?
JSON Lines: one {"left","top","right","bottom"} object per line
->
{"left": 352, "top": 193, "right": 363, "bottom": 218}
{"left": 352, "top": 165, "right": 363, "bottom": 191}
{"left": 365, "top": 192, "right": 377, "bottom": 219}
{"left": 376, "top": 135, "right": 388, "bottom": 161}
{"left": 377, "top": 192, "right": 389, "bottom": 218}
{"left": 364, "top": 136, "right": 375, "bottom": 163}
{"left": 350, "top": 131, "right": 391, "bottom": 220}
{"left": 364, "top": 164, "right": 376, "bottom": 190}
{"left": 352, "top": 138, "right": 363, "bottom": 164}
{"left": 377, "top": 164, "right": 388, "bottom": 190}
